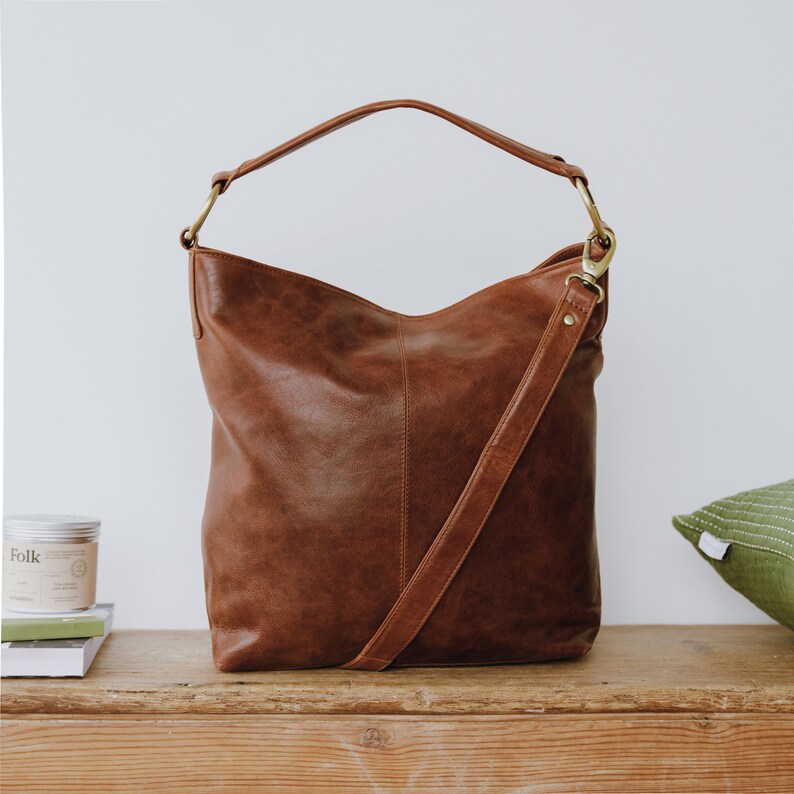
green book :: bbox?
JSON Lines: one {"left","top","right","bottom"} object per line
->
{"left": 1, "top": 610, "right": 107, "bottom": 642}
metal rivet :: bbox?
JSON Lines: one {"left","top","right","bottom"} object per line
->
{"left": 563, "top": 314, "right": 576, "bottom": 326}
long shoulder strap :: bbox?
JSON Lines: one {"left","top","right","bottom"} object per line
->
{"left": 211, "top": 99, "right": 586, "bottom": 192}
{"left": 342, "top": 276, "right": 602, "bottom": 671}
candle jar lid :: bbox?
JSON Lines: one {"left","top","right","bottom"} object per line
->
{"left": 3, "top": 514, "right": 101, "bottom": 541}
{"left": 4, "top": 514, "right": 101, "bottom": 531}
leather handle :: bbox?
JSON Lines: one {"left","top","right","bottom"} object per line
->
{"left": 211, "top": 99, "right": 587, "bottom": 194}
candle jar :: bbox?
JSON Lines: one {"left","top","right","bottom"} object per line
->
{"left": 2, "top": 515, "right": 101, "bottom": 613}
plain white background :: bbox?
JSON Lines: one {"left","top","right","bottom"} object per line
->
{"left": 2, "top": 1, "right": 792, "bottom": 629}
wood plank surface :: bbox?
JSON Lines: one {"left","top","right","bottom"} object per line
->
{"left": 3, "top": 713, "right": 793, "bottom": 793}
{"left": 3, "top": 625, "right": 793, "bottom": 715}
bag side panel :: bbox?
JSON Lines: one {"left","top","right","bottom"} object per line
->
{"left": 394, "top": 265, "right": 604, "bottom": 664}
{"left": 193, "top": 252, "right": 405, "bottom": 670}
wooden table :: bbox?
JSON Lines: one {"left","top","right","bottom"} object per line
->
{"left": 2, "top": 626, "right": 793, "bottom": 792}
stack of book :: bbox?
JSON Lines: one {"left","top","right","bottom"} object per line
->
{"left": 1, "top": 603, "right": 114, "bottom": 677}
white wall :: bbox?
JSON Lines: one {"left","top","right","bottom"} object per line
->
{"left": 3, "top": 0, "right": 792, "bottom": 629}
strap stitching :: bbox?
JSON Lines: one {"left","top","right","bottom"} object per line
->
{"left": 564, "top": 295, "right": 590, "bottom": 313}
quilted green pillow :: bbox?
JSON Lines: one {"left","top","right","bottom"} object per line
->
{"left": 673, "top": 479, "right": 794, "bottom": 630}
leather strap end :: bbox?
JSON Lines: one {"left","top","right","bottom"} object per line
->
{"left": 564, "top": 167, "right": 587, "bottom": 188}
{"left": 340, "top": 654, "right": 391, "bottom": 672}
{"left": 211, "top": 172, "right": 233, "bottom": 194}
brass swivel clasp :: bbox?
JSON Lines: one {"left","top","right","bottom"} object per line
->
{"left": 565, "top": 178, "right": 616, "bottom": 303}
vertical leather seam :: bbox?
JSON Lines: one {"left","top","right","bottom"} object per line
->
{"left": 189, "top": 249, "right": 203, "bottom": 340}
{"left": 395, "top": 314, "right": 410, "bottom": 593}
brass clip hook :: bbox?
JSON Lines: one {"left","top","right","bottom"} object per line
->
{"left": 575, "top": 177, "right": 609, "bottom": 246}
{"left": 181, "top": 183, "right": 222, "bottom": 249}
{"left": 582, "top": 227, "right": 616, "bottom": 281}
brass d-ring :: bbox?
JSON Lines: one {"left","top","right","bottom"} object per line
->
{"left": 575, "top": 177, "right": 608, "bottom": 246}
{"left": 565, "top": 272, "right": 605, "bottom": 304}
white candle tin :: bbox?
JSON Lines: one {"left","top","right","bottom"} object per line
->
{"left": 2, "top": 515, "right": 101, "bottom": 613}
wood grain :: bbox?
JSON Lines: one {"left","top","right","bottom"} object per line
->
{"left": 3, "top": 625, "right": 793, "bottom": 715}
{"left": 3, "top": 627, "right": 793, "bottom": 793}
{"left": 3, "top": 714, "right": 793, "bottom": 793}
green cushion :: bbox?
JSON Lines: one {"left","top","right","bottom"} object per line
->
{"left": 673, "top": 479, "right": 794, "bottom": 631}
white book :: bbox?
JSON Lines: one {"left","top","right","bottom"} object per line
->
{"left": 1, "top": 603, "right": 114, "bottom": 677}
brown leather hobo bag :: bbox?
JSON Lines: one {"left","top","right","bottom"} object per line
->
{"left": 181, "top": 100, "right": 615, "bottom": 672}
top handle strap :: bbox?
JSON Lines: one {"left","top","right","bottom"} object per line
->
{"left": 210, "top": 99, "right": 587, "bottom": 194}
{"left": 181, "top": 99, "right": 613, "bottom": 259}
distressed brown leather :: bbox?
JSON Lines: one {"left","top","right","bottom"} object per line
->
{"left": 342, "top": 275, "right": 602, "bottom": 671}
{"left": 188, "top": 101, "right": 608, "bottom": 671}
